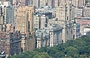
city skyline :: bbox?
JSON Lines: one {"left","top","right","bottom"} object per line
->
{"left": 0, "top": 0, "right": 90, "bottom": 57}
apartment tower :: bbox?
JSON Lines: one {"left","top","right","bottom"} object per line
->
{"left": 56, "top": 0, "right": 73, "bottom": 43}
{"left": 16, "top": 6, "right": 35, "bottom": 52}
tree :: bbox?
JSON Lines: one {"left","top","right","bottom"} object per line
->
{"left": 33, "top": 52, "right": 51, "bottom": 58}
{"left": 65, "top": 46, "right": 79, "bottom": 57}
{"left": 8, "top": 36, "right": 90, "bottom": 58}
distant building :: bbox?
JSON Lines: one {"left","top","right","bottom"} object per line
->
{"left": 78, "top": 0, "right": 85, "bottom": 8}
{"left": 75, "top": 17, "right": 90, "bottom": 35}
{"left": 35, "top": 24, "right": 62, "bottom": 48}
{"left": 83, "top": 7, "right": 90, "bottom": 17}
{"left": 0, "top": 1, "right": 14, "bottom": 31}
{"left": 73, "top": 22, "right": 80, "bottom": 39}
{"left": 71, "top": 8, "right": 83, "bottom": 18}
{"left": 34, "top": 12, "right": 52, "bottom": 30}
{"left": 40, "top": 15, "right": 48, "bottom": 29}
{"left": 56, "top": 0, "right": 73, "bottom": 43}
{"left": 34, "top": 14, "right": 48, "bottom": 30}
{"left": 33, "top": 15, "right": 40, "bottom": 29}
{"left": 16, "top": 6, "right": 35, "bottom": 52}
{"left": 0, "top": 31, "right": 21, "bottom": 56}
{"left": 49, "top": 24, "right": 62, "bottom": 47}
{"left": 84, "top": 26, "right": 90, "bottom": 35}
{"left": 36, "top": 29, "right": 49, "bottom": 48}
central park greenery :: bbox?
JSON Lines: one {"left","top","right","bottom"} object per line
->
{"left": 8, "top": 35, "right": 90, "bottom": 58}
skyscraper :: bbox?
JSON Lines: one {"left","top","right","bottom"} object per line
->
{"left": 0, "top": 1, "right": 14, "bottom": 31}
{"left": 16, "top": 6, "right": 35, "bottom": 52}
{"left": 56, "top": 0, "right": 73, "bottom": 43}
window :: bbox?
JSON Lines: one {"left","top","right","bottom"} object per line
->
{"left": 67, "top": 16, "right": 68, "bottom": 20}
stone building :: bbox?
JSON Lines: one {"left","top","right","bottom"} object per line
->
{"left": 35, "top": 29, "right": 49, "bottom": 48}
{"left": 0, "top": 1, "right": 14, "bottom": 31}
{"left": 75, "top": 17, "right": 90, "bottom": 35}
{"left": 56, "top": 0, "right": 73, "bottom": 43}
{"left": 16, "top": 6, "right": 35, "bottom": 52}
{"left": 73, "top": 22, "right": 80, "bottom": 39}
{"left": 49, "top": 24, "right": 62, "bottom": 47}
{"left": 35, "top": 24, "right": 62, "bottom": 48}
{"left": 33, "top": 15, "right": 40, "bottom": 29}
{"left": 33, "top": 12, "right": 52, "bottom": 30}
{"left": 0, "top": 31, "right": 21, "bottom": 56}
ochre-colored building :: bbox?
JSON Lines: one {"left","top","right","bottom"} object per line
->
{"left": 56, "top": 0, "right": 73, "bottom": 43}
{"left": 16, "top": 6, "right": 35, "bottom": 52}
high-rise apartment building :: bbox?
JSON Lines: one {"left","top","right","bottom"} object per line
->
{"left": 34, "top": 14, "right": 48, "bottom": 29}
{"left": 56, "top": 0, "right": 73, "bottom": 43}
{"left": 40, "top": 15, "right": 48, "bottom": 29}
{"left": 16, "top": 6, "right": 35, "bottom": 52}
{"left": 0, "top": 1, "right": 14, "bottom": 31}
{"left": 0, "top": 31, "right": 21, "bottom": 56}
{"left": 33, "top": 15, "right": 40, "bottom": 29}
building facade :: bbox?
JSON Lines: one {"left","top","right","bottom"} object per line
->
{"left": 16, "top": 6, "right": 35, "bottom": 52}
{"left": 72, "top": 0, "right": 85, "bottom": 8}
{"left": 0, "top": 31, "right": 21, "bottom": 56}
{"left": 83, "top": 7, "right": 90, "bottom": 17}
{"left": 0, "top": 1, "right": 14, "bottom": 31}
{"left": 33, "top": 15, "right": 40, "bottom": 29}
{"left": 75, "top": 17, "right": 90, "bottom": 35}
{"left": 35, "top": 24, "right": 62, "bottom": 48}
{"left": 56, "top": 0, "right": 73, "bottom": 43}
{"left": 73, "top": 22, "right": 80, "bottom": 39}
